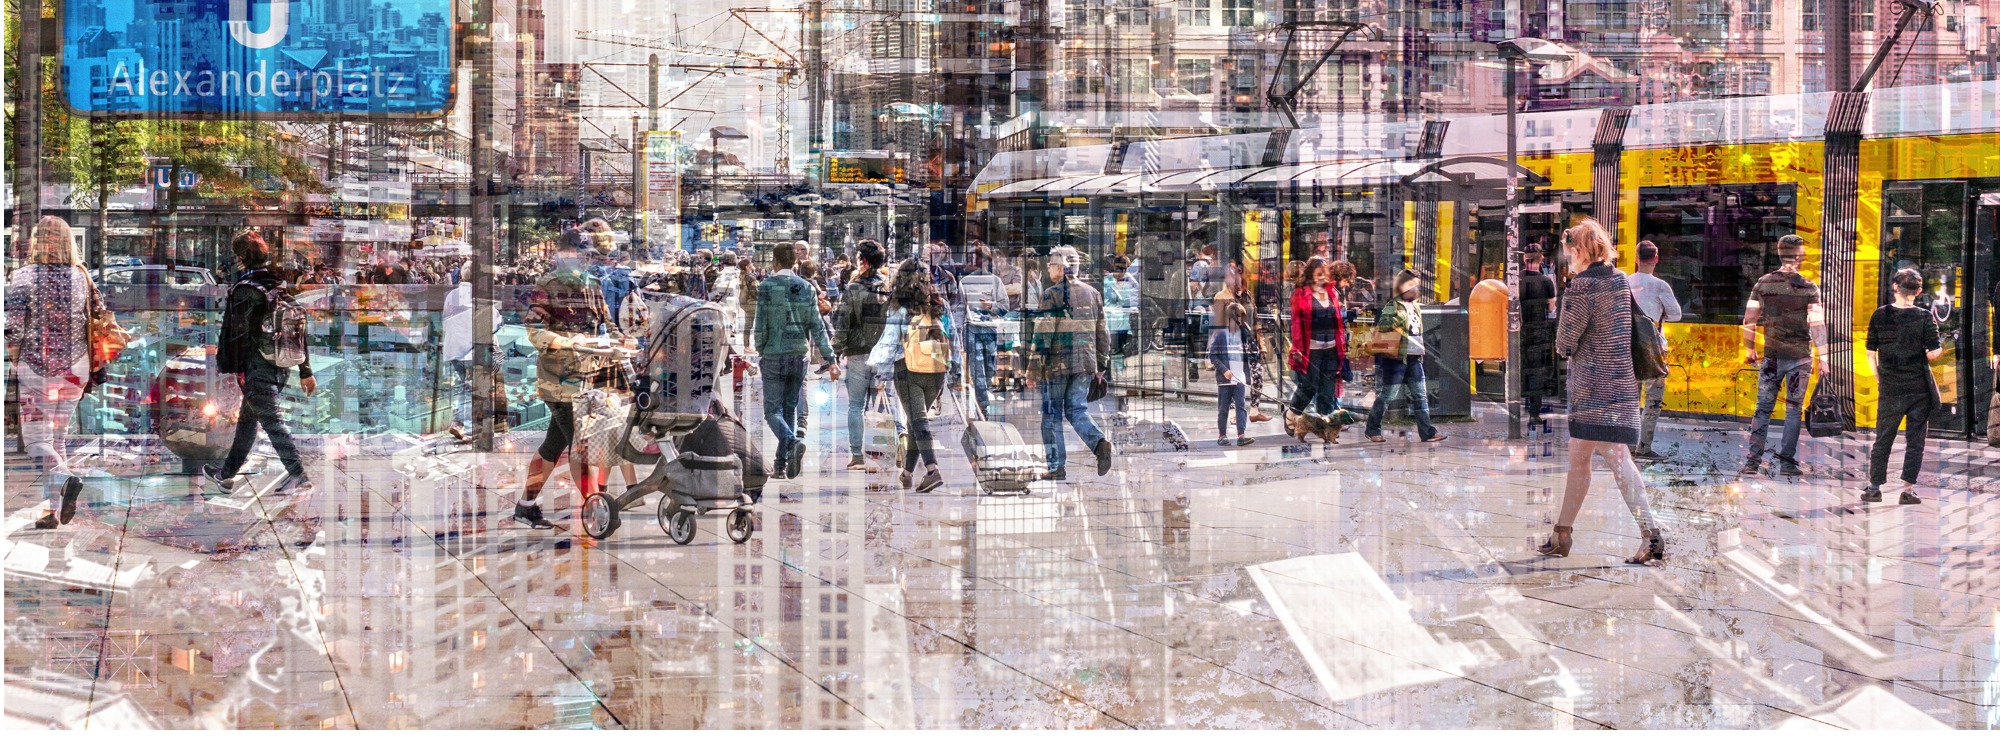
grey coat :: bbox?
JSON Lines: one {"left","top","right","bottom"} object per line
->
{"left": 1555, "top": 263, "right": 1641, "bottom": 445}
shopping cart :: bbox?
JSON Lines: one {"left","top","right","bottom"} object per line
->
{"left": 578, "top": 294, "right": 757, "bottom": 544}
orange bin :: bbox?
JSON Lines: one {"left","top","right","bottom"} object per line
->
{"left": 1468, "top": 279, "right": 1510, "bottom": 362}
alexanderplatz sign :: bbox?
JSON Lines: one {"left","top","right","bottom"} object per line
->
{"left": 63, "top": 0, "right": 454, "bottom": 118}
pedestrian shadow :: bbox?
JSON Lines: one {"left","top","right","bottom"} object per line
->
{"left": 1746, "top": 503, "right": 1884, "bottom": 522}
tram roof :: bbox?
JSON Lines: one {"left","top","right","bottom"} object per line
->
{"left": 976, "top": 80, "right": 2000, "bottom": 201}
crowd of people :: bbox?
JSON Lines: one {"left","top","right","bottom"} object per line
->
{"left": 2, "top": 214, "right": 1976, "bottom": 552}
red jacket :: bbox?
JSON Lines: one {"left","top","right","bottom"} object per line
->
{"left": 1288, "top": 284, "right": 1347, "bottom": 377}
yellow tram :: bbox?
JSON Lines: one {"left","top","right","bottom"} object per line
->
{"left": 971, "top": 80, "right": 2000, "bottom": 434}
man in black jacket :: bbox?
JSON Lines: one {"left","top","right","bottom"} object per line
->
{"left": 1519, "top": 244, "right": 1559, "bottom": 429}
{"left": 831, "top": 240, "right": 894, "bottom": 470}
{"left": 205, "top": 232, "right": 317, "bottom": 495}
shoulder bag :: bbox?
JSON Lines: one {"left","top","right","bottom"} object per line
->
{"left": 1628, "top": 298, "right": 1669, "bottom": 381}
{"left": 1362, "top": 307, "right": 1405, "bottom": 357}
{"left": 85, "top": 274, "right": 132, "bottom": 373}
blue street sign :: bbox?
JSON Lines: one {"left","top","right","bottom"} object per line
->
{"left": 63, "top": 0, "right": 454, "bottom": 118}
{"left": 151, "top": 167, "right": 201, "bottom": 189}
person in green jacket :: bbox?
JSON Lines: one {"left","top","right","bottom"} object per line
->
{"left": 1364, "top": 269, "right": 1444, "bottom": 444}
{"left": 753, "top": 241, "right": 841, "bottom": 479}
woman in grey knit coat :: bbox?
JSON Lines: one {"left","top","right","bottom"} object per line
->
{"left": 1538, "top": 219, "right": 1664, "bottom": 565}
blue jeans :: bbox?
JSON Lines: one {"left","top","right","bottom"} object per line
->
{"left": 1365, "top": 355, "right": 1439, "bottom": 440}
{"left": 968, "top": 327, "right": 998, "bottom": 411}
{"left": 1040, "top": 372, "right": 1106, "bottom": 472}
{"left": 762, "top": 355, "right": 808, "bottom": 464}
{"left": 220, "top": 359, "right": 306, "bottom": 478}
{"left": 843, "top": 354, "right": 905, "bottom": 454}
{"left": 1217, "top": 383, "right": 1247, "bottom": 437}
{"left": 1749, "top": 356, "right": 1810, "bottom": 462}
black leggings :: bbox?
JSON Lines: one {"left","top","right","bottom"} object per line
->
{"left": 896, "top": 364, "right": 945, "bottom": 469}
{"left": 536, "top": 400, "right": 576, "bottom": 462}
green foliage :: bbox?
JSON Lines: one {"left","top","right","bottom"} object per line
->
{"left": 6, "top": 0, "right": 321, "bottom": 208}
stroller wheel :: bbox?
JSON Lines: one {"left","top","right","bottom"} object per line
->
{"left": 664, "top": 507, "right": 698, "bottom": 545}
{"left": 726, "top": 507, "right": 754, "bottom": 544}
{"left": 581, "top": 492, "right": 621, "bottom": 540}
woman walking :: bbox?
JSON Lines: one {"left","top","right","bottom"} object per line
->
{"left": 869, "top": 260, "right": 956, "bottom": 493}
{"left": 1537, "top": 219, "right": 1664, "bottom": 564}
{"left": 1286, "top": 258, "right": 1361, "bottom": 442}
{"left": 5, "top": 217, "right": 104, "bottom": 528}
{"left": 1364, "top": 270, "right": 1445, "bottom": 444}
{"left": 1208, "top": 303, "right": 1259, "bottom": 446}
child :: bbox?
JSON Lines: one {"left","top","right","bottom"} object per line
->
{"left": 1207, "top": 303, "right": 1257, "bottom": 447}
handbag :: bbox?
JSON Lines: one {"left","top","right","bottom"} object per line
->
{"left": 84, "top": 276, "right": 132, "bottom": 372}
{"left": 1362, "top": 328, "right": 1404, "bottom": 358}
{"left": 1087, "top": 368, "right": 1110, "bottom": 402}
{"left": 1805, "top": 381, "right": 1849, "bottom": 438}
{"left": 1628, "top": 299, "right": 1669, "bottom": 381}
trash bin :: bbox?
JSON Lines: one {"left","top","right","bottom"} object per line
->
{"left": 1421, "top": 305, "right": 1472, "bottom": 418}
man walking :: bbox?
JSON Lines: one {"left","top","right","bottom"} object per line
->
{"left": 1033, "top": 248, "right": 1114, "bottom": 480}
{"left": 1741, "top": 235, "right": 1826, "bottom": 476}
{"left": 1629, "top": 240, "right": 1683, "bottom": 459}
{"left": 753, "top": 241, "right": 841, "bottom": 479}
{"left": 831, "top": 240, "right": 893, "bottom": 470}
{"left": 206, "top": 232, "right": 316, "bottom": 496}
{"left": 1519, "top": 244, "right": 1559, "bottom": 429}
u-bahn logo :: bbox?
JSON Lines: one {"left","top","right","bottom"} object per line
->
{"left": 228, "top": 0, "right": 290, "bottom": 49}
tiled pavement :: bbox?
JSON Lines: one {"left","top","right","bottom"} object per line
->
{"left": 6, "top": 381, "right": 1999, "bottom": 729}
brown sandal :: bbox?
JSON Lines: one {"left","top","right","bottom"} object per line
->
{"left": 1537, "top": 525, "right": 1574, "bottom": 558}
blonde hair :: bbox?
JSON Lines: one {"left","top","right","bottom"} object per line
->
{"left": 27, "top": 216, "right": 77, "bottom": 267}
{"left": 1563, "top": 218, "right": 1614, "bottom": 267}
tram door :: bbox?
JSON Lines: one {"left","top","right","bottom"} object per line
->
{"left": 1974, "top": 194, "right": 1999, "bottom": 437}
{"left": 1879, "top": 181, "right": 1995, "bottom": 436}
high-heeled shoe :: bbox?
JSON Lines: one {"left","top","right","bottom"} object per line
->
{"left": 1625, "top": 532, "right": 1665, "bottom": 566}
{"left": 1537, "top": 525, "right": 1573, "bottom": 558}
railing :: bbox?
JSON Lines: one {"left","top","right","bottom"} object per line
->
{"left": 66, "top": 283, "right": 552, "bottom": 441}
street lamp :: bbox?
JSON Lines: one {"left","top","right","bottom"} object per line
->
{"left": 1497, "top": 37, "right": 1572, "bottom": 441}
{"left": 708, "top": 126, "right": 748, "bottom": 232}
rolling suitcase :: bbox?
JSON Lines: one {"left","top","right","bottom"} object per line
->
{"left": 962, "top": 420, "right": 1038, "bottom": 494}
{"left": 953, "top": 376, "right": 1038, "bottom": 494}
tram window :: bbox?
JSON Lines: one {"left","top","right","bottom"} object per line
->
{"left": 1636, "top": 183, "right": 1797, "bottom": 325}
{"left": 1880, "top": 182, "right": 1967, "bottom": 314}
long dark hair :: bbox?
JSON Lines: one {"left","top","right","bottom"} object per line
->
{"left": 889, "top": 259, "right": 943, "bottom": 318}
{"left": 1300, "top": 257, "right": 1330, "bottom": 290}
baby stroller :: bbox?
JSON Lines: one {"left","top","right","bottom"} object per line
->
{"left": 578, "top": 294, "right": 762, "bottom": 544}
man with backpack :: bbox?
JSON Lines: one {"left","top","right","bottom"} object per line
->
{"left": 206, "top": 231, "right": 316, "bottom": 496}
{"left": 831, "top": 240, "right": 894, "bottom": 470}
{"left": 754, "top": 241, "right": 841, "bottom": 479}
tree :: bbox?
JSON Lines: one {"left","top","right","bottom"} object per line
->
{"left": 8, "top": 0, "right": 321, "bottom": 265}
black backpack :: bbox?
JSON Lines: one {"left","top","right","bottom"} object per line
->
{"left": 1805, "top": 382, "right": 1851, "bottom": 438}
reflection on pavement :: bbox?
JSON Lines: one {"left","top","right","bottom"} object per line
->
{"left": 5, "top": 399, "right": 2000, "bottom": 728}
